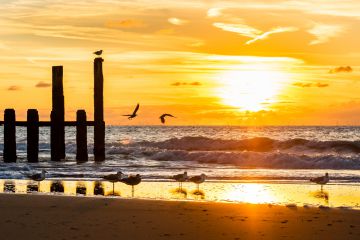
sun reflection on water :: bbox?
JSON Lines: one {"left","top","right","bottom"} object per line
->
{"left": 1, "top": 180, "right": 360, "bottom": 209}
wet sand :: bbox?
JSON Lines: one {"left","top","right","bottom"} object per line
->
{"left": 1, "top": 194, "right": 360, "bottom": 239}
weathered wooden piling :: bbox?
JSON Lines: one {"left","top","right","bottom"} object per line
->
{"left": 51, "top": 66, "right": 65, "bottom": 161}
{"left": 3, "top": 109, "right": 17, "bottom": 162}
{"left": 94, "top": 58, "right": 105, "bottom": 161}
{"left": 27, "top": 109, "right": 39, "bottom": 162}
{"left": 76, "top": 110, "right": 88, "bottom": 162}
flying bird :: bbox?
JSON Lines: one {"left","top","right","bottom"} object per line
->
{"left": 103, "top": 171, "right": 123, "bottom": 195}
{"left": 123, "top": 103, "right": 140, "bottom": 120}
{"left": 93, "top": 50, "right": 103, "bottom": 56}
{"left": 189, "top": 173, "right": 206, "bottom": 191}
{"left": 310, "top": 173, "right": 329, "bottom": 190}
{"left": 120, "top": 174, "right": 141, "bottom": 197}
{"left": 172, "top": 171, "right": 188, "bottom": 190}
{"left": 160, "top": 114, "right": 175, "bottom": 124}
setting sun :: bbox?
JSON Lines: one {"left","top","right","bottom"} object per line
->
{"left": 217, "top": 69, "right": 289, "bottom": 112}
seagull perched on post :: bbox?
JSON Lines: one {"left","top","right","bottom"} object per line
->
{"left": 25, "top": 170, "right": 47, "bottom": 189}
{"left": 310, "top": 173, "right": 329, "bottom": 190}
{"left": 93, "top": 50, "right": 103, "bottom": 56}
{"left": 123, "top": 103, "right": 140, "bottom": 120}
{"left": 103, "top": 171, "right": 123, "bottom": 195}
{"left": 160, "top": 114, "right": 175, "bottom": 124}
{"left": 172, "top": 171, "right": 188, "bottom": 190}
{"left": 189, "top": 173, "right": 206, "bottom": 191}
{"left": 120, "top": 174, "right": 141, "bottom": 197}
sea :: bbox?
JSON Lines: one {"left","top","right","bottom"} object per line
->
{"left": 0, "top": 126, "right": 360, "bottom": 182}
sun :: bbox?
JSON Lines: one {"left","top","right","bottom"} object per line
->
{"left": 217, "top": 69, "right": 288, "bottom": 112}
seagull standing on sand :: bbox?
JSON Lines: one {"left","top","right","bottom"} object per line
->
{"left": 121, "top": 174, "right": 141, "bottom": 197}
{"left": 172, "top": 171, "right": 188, "bottom": 190}
{"left": 93, "top": 50, "right": 103, "bottom": 56}
{"left": 310, "top": 173, "right": 329, "bottom": 190}
{"left": 103, "top": 171, "right": 123, "bottom": 195}
{"left": 123, "top": 103, "right": 140, "bottom": 120}
{"left": 189, "top": 173, "right": 206, "bottom": 191}
{"left": 160, "top": 114, "right": 176, "bottom": 124}
{"left": 26, "top": 170, "right": 47, "bottom": 189}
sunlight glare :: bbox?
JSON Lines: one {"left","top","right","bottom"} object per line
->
{"left": 217, "top": 69, "right": 289, "bottom": 112}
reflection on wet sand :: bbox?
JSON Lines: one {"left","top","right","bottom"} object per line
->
{"left": 0, "top": 180, "right": 360, "bottom": 209}
{"left": 171, "top": 188, "right": 188, "bottom": 199}
{"left": 311, "top": 190, "right": 329, "bottom": 205}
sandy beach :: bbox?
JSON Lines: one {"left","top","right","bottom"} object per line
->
{"left": 0, "top": 194, "right": 359, "bottom": 240}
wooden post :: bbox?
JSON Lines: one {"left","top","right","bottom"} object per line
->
{"left": 27, "top": 109, "right": 39, "bottom": 162}
{"left": 51, "top": 66, "right": 65, "bottom": 161}
{"left": 3, "top": 109, "right": 17, "bottom": 162}
{"left": 76, "top": 110, "right": 88, "bottom": 162}
{"left": 94, "top": 58, "right": 105, "bottom": 161}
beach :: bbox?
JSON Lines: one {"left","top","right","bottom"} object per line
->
{"left": 0, "top": 194, "right": 359, "bottom": 240}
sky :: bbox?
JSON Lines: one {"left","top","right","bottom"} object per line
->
{"left": 0, "top": 0, "right": 360, "bottom": 125}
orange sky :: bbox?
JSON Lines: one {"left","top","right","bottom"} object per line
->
{"left": 0, "top": 0, "right": 359, "bottom": 125}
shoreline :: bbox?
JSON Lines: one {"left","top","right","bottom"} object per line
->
{"left": 1, "top": 194, "right": 360, "bottom": 239}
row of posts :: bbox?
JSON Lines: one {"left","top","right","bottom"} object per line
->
{"left": 3, "top": 109, "right": 88, "bottom": 163}
{"left": 1, "top": 57, "right": 105, "bottom": 163}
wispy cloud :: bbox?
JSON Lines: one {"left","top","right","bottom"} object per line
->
{"left": 168, "top": 18, "right": 188, "bottom": 26}
{"left": 35, "top": 81, "right": 51, "bottom": 88}
{"left": 308, "top": 23, "right": 345, "bottom": 45}
{"left": 213, "top": 22, "right": 298, "bottom": 45}
{"left": 329, "top": 66, "right": 353, "bottom": 74}
{"left": 171, "top": 81, "right": 201, "bottom": 86}
{"left": 7, "top": 85, "right": 21, "bottom": 91}
{"left": 105, "top": 19, "right": 146, "bottom": 29}
{"left": 293, "top": 82, "right": 329, "bottom": 88}
{"left": 207, "top": 8, "right": 224, "bottom": 17}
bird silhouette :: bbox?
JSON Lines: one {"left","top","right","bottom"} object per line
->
{"left": 123, "top": 103, "right": 140, "bottom": 120}
{"left": 103, "top": 171, "right": 123, "bottom": 195}
{"left": 121, "top": 174, "right": 141, "bottom": 197}
{"left": 310, "top": 173, "right": 329, "bottom": 190}
{"left": 93, "top": 50, "right": 103, "bottom": 56}
{"left": 189, "top": 173, "right": 206, "bottom": 191}
{"left": 172, "top": 171, "right": 188, "bottom": 190}
{"left": 160, "top": 113, "right": 175, "bottom": 124}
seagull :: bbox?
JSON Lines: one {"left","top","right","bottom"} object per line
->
{"left": 94, "top": 50, "right": 103, "bottom": 56}
{"left": 160, "top": 114, "right": 176, "bottom": 124}
{"left": 120, "top": 174, "right": 141, "bottom": 197}
{"left": 310, "top": 173, "right": 329, "bottom": 190}
{"left": 123, "top": 103, "right": 140, "bottom": 120}
{"left": 189, "top": 173, "right": 206, "bottom": 191}
{"left": 103, "top": 171, "right": 123, "bottom": 195}
{"left": 172, "top": 171, "right": 188, "bottom": 190}
{"left": 26, "top": 170, "right": 47, "bottom": 189}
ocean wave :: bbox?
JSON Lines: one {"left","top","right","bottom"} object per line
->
{"left": 135, "top": 136, "right": 360, "bottom": 154}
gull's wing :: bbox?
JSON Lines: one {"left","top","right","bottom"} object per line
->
{"left": 132, "top": 103, "right": 140, "bottom": 115}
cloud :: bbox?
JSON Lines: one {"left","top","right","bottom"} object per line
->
{"left": 329, "top": 66, "right": 353, "bottom": 74}
{"left": 105, "top": 19, "right": 146, "bottom": 29}
{"left": 292, "top": 82, "right": 329, "bottom": 88}
{"left": 308, "top": 23, "right": 345, "bottom": 45}
{"left": 35, "top": 81, "right": 51, "bottom": 88}
{"left": 171, "top": 81, "right": 202, "bottom": 86}
{"left": 7, "top": 85, "right": 20, "bottom": 91}
{"left": 168, "top": 18, "right": 188, "bottom": 26}
{"left": 213, "top": 22, "right": 298, "bottom": 45}
{"left": 207, "top": 8, "right": 224, "bottom": 17}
